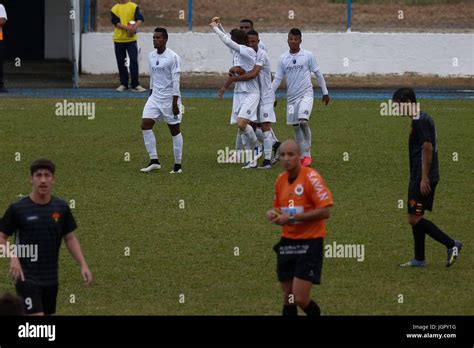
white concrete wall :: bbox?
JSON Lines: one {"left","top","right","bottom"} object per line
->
{"left": 81, "top": 32, "right": 474, "bottom": 76}
{"left": 44, "top": 0, "right": 72, "bottom": 60}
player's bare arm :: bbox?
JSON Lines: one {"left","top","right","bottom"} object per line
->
{"left": 421, "top": 141, "right": 433, "bottom": 196}
{"left": 64, "top": 232, "right": 93, "bottom": 285}
{"left": 0, "top": 231, "right": 25, "bottom": 282}
{"left": 231, "top": 65, "right": 261, "bottom": 82}
{"left": 172, "top": 95, "right": 179, "bottom": 116}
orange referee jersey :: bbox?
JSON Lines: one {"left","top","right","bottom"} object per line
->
{"left": 273, "top": 167, "right": 333, "bottom": 240}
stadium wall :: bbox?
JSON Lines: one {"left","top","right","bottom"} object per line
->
{"left": 81, "top": 32, "right": 473, "bottom": 77}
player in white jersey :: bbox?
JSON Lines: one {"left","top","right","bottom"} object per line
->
{"left": 214, "top": 17, "right": 280, "bottom": 166}
{"left": 140, "top": 27, "right": 184, "bottom": 174}
{"left": 210, "top": 19, "right": 261, "bottom": 169}
{"left": 272, "top": 28, "right": 330, "bottom": 168}
{"left": 221, "top": 30, "right": 279, "bottom": 169}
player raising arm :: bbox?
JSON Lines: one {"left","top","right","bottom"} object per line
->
{"left": 210, "top": 19, "right": 261, "bottom": 169}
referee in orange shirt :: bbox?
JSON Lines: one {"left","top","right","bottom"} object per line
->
{"left": 267, "top": 140, "right": 333, "bottom": 316}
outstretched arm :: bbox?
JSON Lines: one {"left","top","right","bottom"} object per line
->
{"left": 210, "top": 22, "right": 241, "bottom": 52}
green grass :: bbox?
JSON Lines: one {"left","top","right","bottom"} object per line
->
{"left": 0, "top": 97, "right": 472, "bottom": 315}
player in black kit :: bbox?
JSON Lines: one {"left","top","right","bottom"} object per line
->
{"left": 392, "top": 88, "right": 463, "bottom": 268}
{"left": 0, "top": 159, "right": 92, "bottom": 315}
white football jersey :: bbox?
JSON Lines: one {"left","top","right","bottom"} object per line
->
{"left": 148, "top": 48, "right": 181, "bottom": 100}
{"left": 255, "top": 49, "right": 274, "bottom": 105}
{"left": 274, "top": 48, "right": 322, "bottom": 102}
{"left": 233, "top": 45, "right": 259, "bottom": 94}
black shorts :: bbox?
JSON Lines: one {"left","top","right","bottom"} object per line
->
{"left": 15, "top": 281, "right": 58, "bottom": 315}
{"left": 407, "top": 181, "right": 438, "bottom": 216}
{"left": 273, "top": 237, "right": 324, "bottom": 285}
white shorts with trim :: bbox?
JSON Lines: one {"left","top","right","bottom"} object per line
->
{"left": 257, "top": 102, "right": 276, "bottom": 124}
{"left": 230, "top": 92, "right": 259, "bottom": 125}
{"left": 142, "top": 97, "right": 184, "bottom": 125}
{"left": 286, "top": 95, "right": 314, "bottom": 125}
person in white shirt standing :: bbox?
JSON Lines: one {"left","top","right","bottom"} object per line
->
{"left": 140, "top": 27, "right": 184, "bottom": 174}
{"left": 210, "top": 19, "right": 261, "bottom": 169}
{"left": 0, "top": 2, "right": 7, "bottom": 93}
{"left": 272, "top": 28, "right": 330, "bottom": 167}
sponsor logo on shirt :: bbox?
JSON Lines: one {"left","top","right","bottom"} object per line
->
{"left": 307, "top": 171, "right": 329, "bottom": 201}
{"left": 26, "top": 216, "right": 39, "bottom": 222}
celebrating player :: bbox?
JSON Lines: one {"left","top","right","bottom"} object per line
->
{"left": 210, "top": 19, "right": 260, "bottom": 169}
{"left": 272, "top": 28, "right": 329, "bottom": 167}
{"left": 222, "top": 30, "right": 278, "bottom": 169}
{"left": 392, "top": 88, "right": 463, "bottom": 268}
{"left": 140, "top": 27, "right": 184, "bottom": 174}
{"left": 267, "top": 140, "right": 333, "bottom": 316}
{"left": 0, "top": 159, "right": 92, "bottom": 316}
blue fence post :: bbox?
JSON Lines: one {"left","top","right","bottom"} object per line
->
{"left": 188, "top": 0, "right": 193, "bottom": 32}
{"left": 83, "top": 0, "right": 90, "bottom": 33}
{"left": 347, "top": 0, "right": 351, "bottom": 32}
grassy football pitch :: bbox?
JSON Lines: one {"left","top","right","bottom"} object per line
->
{"left": 0, "top": 97, "right": 472, "bottom": 315}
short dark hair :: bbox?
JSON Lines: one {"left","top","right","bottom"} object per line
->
{"left": 392, "top": 88, "right": 417, "bottom": 104}
{"left": 154, "top": 27, "right": 168, "bottom": 40}
{"left": 0, "top": 293, "right": 24, "bottom": 316}
{"left": 230, "top": 28, "right": 248, "bottom": 45}
{"left": 240, "top": 19, "right": 253, "bottom": 27}
{"left": 289, "top": 28, "right": 302, "bottom": 37}
{"left": 246, "top": 29, "right": 259, "bottom": 37}
{"left": 30, "top": 159, "right": 55, "bottom": 176}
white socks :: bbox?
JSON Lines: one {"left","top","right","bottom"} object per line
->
{"left": 299, "top": 120, "right": 312, "bottom": 157}
{"left": 255, "top": 127, "right": 264, "bottom": 143}
{"left": 242, "top": 124, "right": 258, "bottom": 150}
{"left": 263, "top": 131, "right": 272, "bottom": 160}
{"left": 172, "top": 133, "right": 183, "bottom": 164}
{"left": 293, "top": 124, "right": 306, "bottom": 158}
{"left": 270, "top": 127, "right": 278, "bottom": 144}
{"left": 235, "top": 130, "right": 243, "bottom": 151}
{"left": 142, "top": 129, "right": 158, "bottom": 160}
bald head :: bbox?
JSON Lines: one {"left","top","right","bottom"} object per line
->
{"left": 279, "top": 139, "right": 302, "bottom": 173}
{"left": 279, "top": 139, "right": 301, "bottom": 156}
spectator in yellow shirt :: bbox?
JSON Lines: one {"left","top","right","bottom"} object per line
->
{"left": 111, "top": 0, "right": 146, "bottom": 92}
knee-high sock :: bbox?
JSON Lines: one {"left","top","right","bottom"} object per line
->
{"left": 235, "top": 129, "right": 243, "bottom": 151}
{"left": 142, "top": 129, "right": 158, "bottom": 160}
{"left": 242, "top": 124, "right": 258, "bottom": 150}
{"left": 263, "top": 131, "right": 272, "bottom": 160}
{"left": 417, "top": 218, "right": 455, "bottom": 249}
{"left": 412, "top": 222, "right": 426, "bottom": 261}
{"left": 255, "top": 127, "right": 264, "bottom": 143}
{"left": 172, "top": 133, "right": 183, "bottom": 164}
{"left": 293, "top": 124, "right": 306, "bottom": 158}
{"left": 270, "top": 127, "right": 279, "bottom": 144}
{"left": 299, "top": 120, "right": 312, "bottom": 157}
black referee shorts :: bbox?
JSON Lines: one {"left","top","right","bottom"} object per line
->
{"left": 16, "top": 281, "right": 59, "bottom": 315}
{"left": 407, "top": 180, "right": 438, "bottom": 216}
{"left": 273, "top": 237, "right": 324, "bottom": 285}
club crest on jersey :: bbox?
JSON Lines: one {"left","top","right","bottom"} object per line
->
{"left": 52, "top": 212, "right": 61, "bottom": 223}
{"left": 409, "top": 199, "right": 416, "bottom": 207}
{"left": 295, "top": 184, "right": 304, "bottom": 196}
{"left": 293, "top": 59, "right": 297, "bottom": 64}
